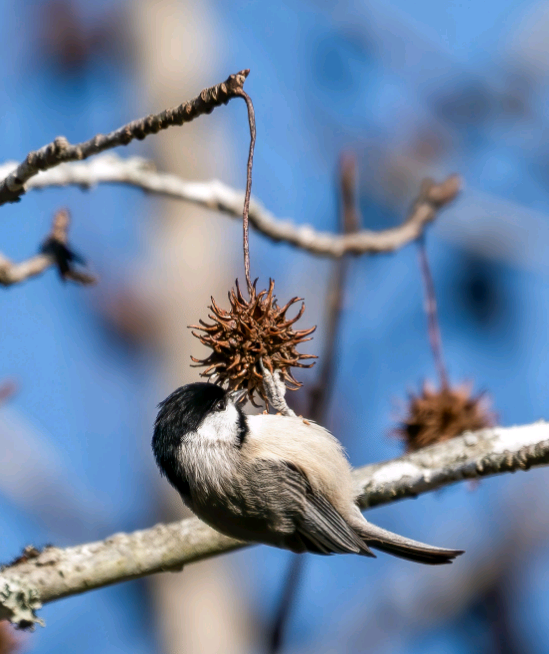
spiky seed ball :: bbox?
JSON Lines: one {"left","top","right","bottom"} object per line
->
{"left": 395, "top": 382, "right": 496, "bottom": 452}
{"left": 190, "top": 279, "right": 317, "bottom": 406}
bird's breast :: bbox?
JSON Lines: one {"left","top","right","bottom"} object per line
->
{"left": 179, "top": 438, "right": 239, "bottom": 498}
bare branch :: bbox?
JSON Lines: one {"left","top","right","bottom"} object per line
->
{"left": 1, "top": 421, "right": 547, "bottom": 627}
{"left": 307, "top": 152, "right": 361, "bottom": 420}
{"left": 0, "top": 254, "right": 53, "bottom": 287}
{"left": 0, "top": 155, "right": 460, "bottom": 258}
{"left": 0, "top": 71, "right": 250, "bottom": 206}
{"left": 0, "top": 209, "right": 96, "bottom": 287}
{"left": 354, "top": 422, "right": 549, "bottom": 508}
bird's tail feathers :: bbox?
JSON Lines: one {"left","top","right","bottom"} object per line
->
{"left": 355, "top": 522, "right": 464, "bottom": 565}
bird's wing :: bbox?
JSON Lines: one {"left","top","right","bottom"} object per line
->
{"left": 259, "top": 459, "right": 374, "bottom": 557}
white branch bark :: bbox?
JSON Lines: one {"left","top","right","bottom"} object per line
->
{"left": 0, "top": 155, "right": 459, "bottom": 258}
{"left": 1, "top": 421, "right": 547, "bottom": 628}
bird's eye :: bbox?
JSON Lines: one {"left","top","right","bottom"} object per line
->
{"left": 214, "top": 399, "right": 226, "bottom": 412}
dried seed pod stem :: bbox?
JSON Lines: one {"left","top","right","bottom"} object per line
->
{"left": 417, "top": 235, "right": 448, "bottom": 388}
{"left": 233, "top": 88, "right": 256, "bottom": 295}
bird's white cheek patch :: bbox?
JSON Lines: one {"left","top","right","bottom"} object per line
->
{"left": 195, "top": 404, "right": 241, "bottom": 444}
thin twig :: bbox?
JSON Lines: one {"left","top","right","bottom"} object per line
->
{"left": 1, "top": 421, "right": 548, "bottom": 628}
{"left": 268, "top": 555, "right": 303, "bottom": 653}
{"left": 0, "top": 209, "right": 96, "bottom": 287}
{"left": 40, "top": 209, "right": 97, "bottom": 285}
{"left": 0, "top": 71, "right": 250, "bottom": 206}
{"left": 0, "top": 155, "right": 461, "bottom": 258}
{"left": 417, "top": 234, "right": 448, "bottom": 388}
{"left": 308, "top": 153, "right": 361, "bottom": 420}
{"left": 234, "top": 89, "right": 256, "bottom": 295}
{"left": 268, "top": 153, "right": 362, "bottom": 654}
{"left": 0, "top": 253, "right": 54, "bottom": 287}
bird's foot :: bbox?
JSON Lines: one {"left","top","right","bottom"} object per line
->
{"left": 259, "top": 359, "right": 296, "bottom": 416}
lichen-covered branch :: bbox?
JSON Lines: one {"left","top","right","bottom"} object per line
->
{"left": 1, "top": 421, "right": 547, "bottom": 627}
{"left": 0, "top": 71, "right": 250, "bottom": 206}
{"left": 0, "top": 155, "right": 460, "bottom": 258}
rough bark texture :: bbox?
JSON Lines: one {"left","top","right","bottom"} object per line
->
{"left": 1, "top": 421, "right": 547, "bottom": 627}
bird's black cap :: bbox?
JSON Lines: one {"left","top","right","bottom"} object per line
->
{"left": 152, "top": 383, "right": 227, "bottom": 493}
{"left": 154, "top": 383, "right": 225, "bottom": 447}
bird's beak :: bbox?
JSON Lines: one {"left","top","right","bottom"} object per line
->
{"left": 229, "top": 389, "right": 248, "bottom": 404}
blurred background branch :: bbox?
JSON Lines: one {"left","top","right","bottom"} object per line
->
{"left": 0, "top": 155, "right": 459, "bottom": 257}
{"left": 0, "top": 253, "right": 53, "bottom": 287}
{"left": 0, "top": 208, "right": 95, "bottom": 286}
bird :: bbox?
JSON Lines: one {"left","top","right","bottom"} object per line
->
{"left": 152, "top": 382, "right": 463, "bottom": 564}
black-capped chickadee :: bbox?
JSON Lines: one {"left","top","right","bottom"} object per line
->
{"left": 152, "top": 383, "right": 463, "bottom": 564}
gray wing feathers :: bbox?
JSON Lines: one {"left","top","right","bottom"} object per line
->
{"left": 252, "top": 460, "right": 461, "bottom": 563}
{"left": 303, "top": 494, "right": 374, "bottom": 556}
{"left": 275, "top": 461, "right": 374, "bottom": 556}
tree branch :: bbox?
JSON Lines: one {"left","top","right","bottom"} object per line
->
{"left": 1, "top": 421, "right": 547, "bottom": 627}
{"left": 0, "top": 155, "right": 460, "bottom": 258}
{"left": 0, "top": 209, "right": 96, "bottom": 287}
{"left": 0, "top": 254, "right": 53, "bottom": 287}
{"left": 0, "top": 71, "right": 250, "bottom": 206}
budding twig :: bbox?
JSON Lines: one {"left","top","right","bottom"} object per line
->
{"left": 0, "top": 70, "right": 251, "bottom": 206}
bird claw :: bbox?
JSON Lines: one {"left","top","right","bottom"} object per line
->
{"left": 259, "top": 360, "right": 295, "bottom": 417}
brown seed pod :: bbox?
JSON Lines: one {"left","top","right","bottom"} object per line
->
{"left": 190, "top": 279, "right": 317, "bottom": 406}
{"left": 395, "top": 382, "right": 496, "bottom": 452}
